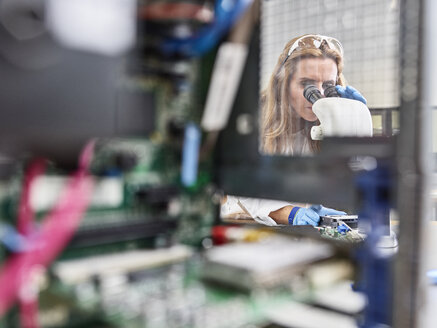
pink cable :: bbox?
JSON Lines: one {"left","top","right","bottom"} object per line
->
{"left": 0, "top": 141, "right": 95, "bottom": 318}
{"left": 17, "top": 158, "right": 46, "bottom": 328}
{"left": 17, "top": 159, "right": 46, "bottom": 236}
{"left": 19, "top": 297, "right": 39, "bottom": 328}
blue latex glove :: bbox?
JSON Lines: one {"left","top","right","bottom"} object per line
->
{"left": 288, "top": 207, "right": 320, "bottom": 226}
{"left": 335, "top": 85, "right": 367, "bottom": 105}
{"left": 309, "top": 204, "right": 346, "bottom": 216}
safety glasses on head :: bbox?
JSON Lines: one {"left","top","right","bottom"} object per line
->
{"left": 282, "top": 34, "right": 344, "bottom": 65}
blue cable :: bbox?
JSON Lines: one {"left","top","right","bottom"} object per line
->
{"left": 161, "top": 0, "right": 254, "bottom": 57}
{"left": 181, "top": 123, "right": 201, "bottom": 187}
{"left": 0, "top": 223, "right": 28, "bottom": 252}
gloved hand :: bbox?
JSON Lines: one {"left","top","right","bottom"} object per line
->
{"left": 288, "top": 207, "right": 320, "bottom": 226}
{"left": 335, "top": 85, "right": 367, "bottom": 105}
{"left": 309, "top": 204, "right": 346, "bottom": 216}
{"left": 288, "top": 205, "right": 347, "bottom": 227}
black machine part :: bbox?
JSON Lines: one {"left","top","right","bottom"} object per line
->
{"left": 324, "top": 84, "right": 340, "bottom": 98}
{"left": 0, "top": 2, "right": 155, "bottom": 168}
{"left": 319, "top": 215, "right": 359, "bottom": 229}
{"left": 303, "top": 84, "right": 340, "bottom": 104}
{"left": 303, "top": 85, "right": 323, "bottom": 104}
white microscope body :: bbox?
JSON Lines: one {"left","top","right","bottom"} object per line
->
{"left": 310, "top": 97, "right": 373, "bottom": 140}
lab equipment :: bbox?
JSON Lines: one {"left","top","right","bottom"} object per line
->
{"left": 303, "top": 84, "right": 339, "bottom": 104}
{"left": 309, "top": 97, "right": 373, "bottom": 140}
{"left": 337, "top": 224, "right": 351, "bottom": 234}
{"left": 324, "top": 84, "right": 340, "bottom": 98}
{"left": 319, "top": 215, "right": 359, "bottom": 229}
{"left": 303, "top": 85, "right": 324, "bottom": 104}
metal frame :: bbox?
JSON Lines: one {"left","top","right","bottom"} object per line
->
{"left": 216, "top": 23, "right": 395, "bottom": 210}
{"left": 393, "top": 0, "right": 429, "bottom": 327}
{"left": 370, "top": 108, "right": 396, "bottom": 137}
{"left": 217, "top": 0, "right": 429, "bottom": 326}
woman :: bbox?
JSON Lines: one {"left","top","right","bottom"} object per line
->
{"left": 260, "top": 34, "right": 366, "bottom": 156}
{"left": 223, "top": 34, "right": 366, "bottom": 226}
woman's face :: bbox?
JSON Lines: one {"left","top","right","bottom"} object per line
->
{"left": 289, "top": 57, "right": 338, "bottom": 122}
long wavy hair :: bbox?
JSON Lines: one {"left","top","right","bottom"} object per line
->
{"left": 260, "top": 35, "right": 346, "bottom": 155}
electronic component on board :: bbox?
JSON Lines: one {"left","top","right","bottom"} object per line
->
{"left": 319, "top": 215, "right": 359, "bottom": 229}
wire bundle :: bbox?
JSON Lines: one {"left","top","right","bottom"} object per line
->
{"left": 0, "top": 141, "right": 96, "bottom": 326}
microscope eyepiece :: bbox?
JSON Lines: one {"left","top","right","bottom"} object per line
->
{"left": 303, "top": 85, "right": 322, "bottom": 104}
{"left": 303, "top": 84, "right": 340, "bottom": 104}
{"left": 324, "top": 84, "right": 340, "bottom": 98}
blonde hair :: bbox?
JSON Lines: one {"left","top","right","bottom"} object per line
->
{"left": 260, "top": 35, "right": 346, "bottom": 155}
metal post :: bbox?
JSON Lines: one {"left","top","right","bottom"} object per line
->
{"left": 393, "top": 0, "right": 430, "bottom": 327}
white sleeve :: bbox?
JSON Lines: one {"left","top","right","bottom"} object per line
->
{"left": 236, "top": 197, "right": 292, "bottom": 226}
{"left": 221, "top": 195, "right": 245, "bottom": 217}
